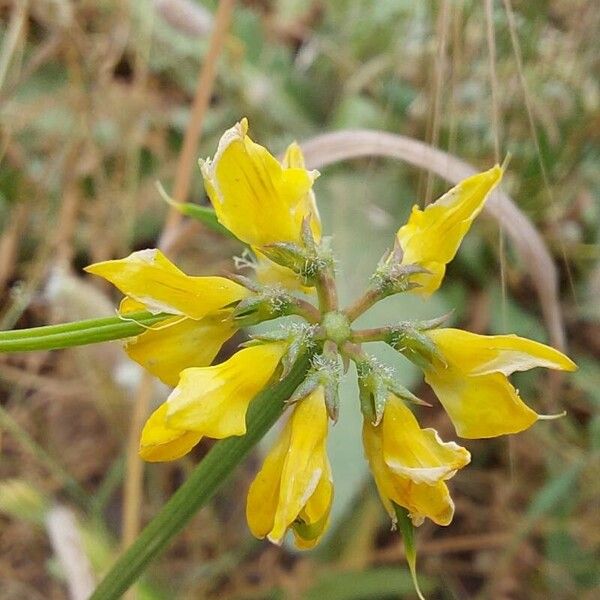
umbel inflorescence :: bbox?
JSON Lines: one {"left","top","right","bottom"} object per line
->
{"left": 86, "top": 119, "right": 575, "bottom": 551}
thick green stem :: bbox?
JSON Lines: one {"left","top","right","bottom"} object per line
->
{"left": 89, "top": 353, "right": 311, "bottom": 600}
{"left": 0, "top": 312, "right": 168, "bottom": 352}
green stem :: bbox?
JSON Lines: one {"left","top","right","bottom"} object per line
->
{"left": 0, "top": 312, "right": 168, "bottom": 352}
{"left": 89, "top": 353, "right": 311, "bottom": 600}
{"left": 350, "top": 327, "right": 391, "bottom": 344}
{"left": 344, "top": 287, "right": 381, "bottom": 323}
{"left": 316, "top": 270, "right": 338, "bottom": 314}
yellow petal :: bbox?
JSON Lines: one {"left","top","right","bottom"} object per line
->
{"left": 124, "top": 310, "right": 237, "bottom": 387}
{"left": 268, "top": 388, "right": 329, "bottom": 544}
{"left": 292, "top": 459, "right": 333, "bottom": 549}
{"left": 397, "top": 166, "right": 502, "bottom": 294}
{"left": 139, "top": 403, "right": 202, "bottom": 462}
{"left": 200, "top": 119, "right": 319, "bottom": 246}
{"left": 363, "top": 420, "right": 455, "bottom": 526}
{"left": 165, "top": 342, "right": 287, "bottom": 437}
{"left": 119, "top": 297, "right": 146, "bottom": 313}
{"left": 85, "top": 248, "right": 248, "bottom": 319}
{"left": 382, "top": 396, "right": 470, "bottom": 485}
{"left": 247, "top": 388, "right": 331, "bottom": 547}
{"left": 246, "top": 422, "right": 291, "bottom": 539}
{"left": 424, "top": 369, "right": 538, "bottom": 439}
{"left": 282, "top": 141, "right": 322, "bottom": 241}
{"left": 427, "top": 328, "right": 577, "bottom": 376}
{"left": 253, "top": 249, "right": 309, "bottom": 292}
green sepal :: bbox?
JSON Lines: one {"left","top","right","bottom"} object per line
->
{"left": 393, "top": 503, "right": 426, "bottom": 600}
{"left": 386, "top": 379, "right": 431, "bottom": 408}
{"left": 370, "top": 240, "right": 430, "bottom": 298}
{"left": 259, "top": 221, "right": 333, "bottom": 286}
{"left": 388, "top": 326, "right": 446, "bottom": 370}
{"left": 408, "top": 311, "right": 454, "bottom": 331}
{"left": 288, "top": 374, "right": 320, "bottom": 405}
{"left": 289, "top": 350, "right": 341, "bottom": 420}
{"left": 323, "top": 375, "right": 340, "bottom": 422}
{"left": 356, "top": 355, "right": 428, "bottom": 425}
{"left": 232, "top": 287, "right": 297, "bottom": 327}
{"left": 281, "top": 325, "right": 318, "bottom": 378}
{"left": 259, "top": 241, "right": 305, "bottom": 270}
{"left": 355, "top": 358, "right": 384, "bottom": 424}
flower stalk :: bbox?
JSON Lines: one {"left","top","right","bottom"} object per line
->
{"left": 0, "top": 312, "right": 169, "bottom": 352}
{"left": 344, "top": 287, "right": 382, "bottom": 323}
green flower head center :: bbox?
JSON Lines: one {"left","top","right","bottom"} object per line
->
{"left": 321, "top": 311, "right": 351, "bottom": 346}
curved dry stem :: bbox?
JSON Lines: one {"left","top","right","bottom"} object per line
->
{"left": 299, "top": 130, "right": 565, "bottom": 350}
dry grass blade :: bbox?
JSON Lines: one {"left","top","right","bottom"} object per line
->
{"left": 300, "top": 130, "right": 565, "bottom": 349}
{"left": 45, "top": 506, "right": 95, "bottom": 600}
{"left": 424, "top": 0, "right": 451, "bottom": 206}
{"left": 154, "top": 0, "right": 213, "bottom": 37}
{"left": 158, "top": 0, "right": 236, "bottom": 251}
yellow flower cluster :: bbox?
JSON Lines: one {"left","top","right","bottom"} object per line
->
{"left": 86, "top": 119, "right": 575, "bottom": 549}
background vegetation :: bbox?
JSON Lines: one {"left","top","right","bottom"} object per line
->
{"left": 0, "top": 0, "right": 598, "bottom": 598}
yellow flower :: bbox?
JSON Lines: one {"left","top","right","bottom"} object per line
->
{"left": 363, "top": 405, "right": 459, "bottom": 527}
{"left": 85, "top": 248, "right": 248, "bottom": 318}
{"left": 139, "top": 341, "right": 288, "bottom": 461}
{"left": 396, "top": 166, "right": 503, "bottom": 295}
{"left": 199, "top": 118, "right": 320, "bottom": 248}
{"left": 253, "top": 142, "right": 323, "bottom": 291}
{"left": 380, "top": 395, "right": 471, "bottom": 485}
{"left": 138, "top": 403, "right": 202, "bottom": 462}
{"left": 78, "top": 118, "right": 576, "bottom": 569}
{"left": 423, "top": 328, "right": 577, "bottom": 438}
{"left": 140, "top": 342, "right": 287, "bottom": 461}
{"left": 120, "top": 298, "right": 237, "bottom": 387}
{"left": 86, "top": 249, "right": 248, "bottom": 386}
{"left": 246, "top": 387, "right": 333, "bottom": 549}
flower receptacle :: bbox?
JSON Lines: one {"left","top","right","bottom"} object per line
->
{"left": 322, "top": 311, "right": 351, "bottom": 347}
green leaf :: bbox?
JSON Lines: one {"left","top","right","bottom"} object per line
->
{"left": 0, "top": 312, "right": 168, "bottom": 352}
{"left": 89, "top": 352, "right": 312, "bottom": 600}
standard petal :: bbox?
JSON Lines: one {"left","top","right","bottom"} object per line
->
{"left": 363, "top": 420, "right": 455, "bottom": 526}
{"left": 165, "top": 342, "right": 287, "bottom": 437}
{"left": 139, "top": 404, "right": 202, "bottom": 462}
{"left": 268, "top": 388, "right": 329, "bottom": 544}
{"left": 427, "top": 328, "right": 577, "bottom": 376}
{"left": 199, "top": 119, "right": 319, "bottom": 246}
{"left": 124, "top": 310, "right": 237, "bottom": 387}
{"left": 382, "top": 396, "right": 470, "bottom": 485}
{"left": 85, "top": 248, "right": 248, "bottom": 318}
{"left": 424, "top": 369, "right": 539, "bottom": 439}
{"left": 397, "top": 166, "right": 502, "bottom": 294}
